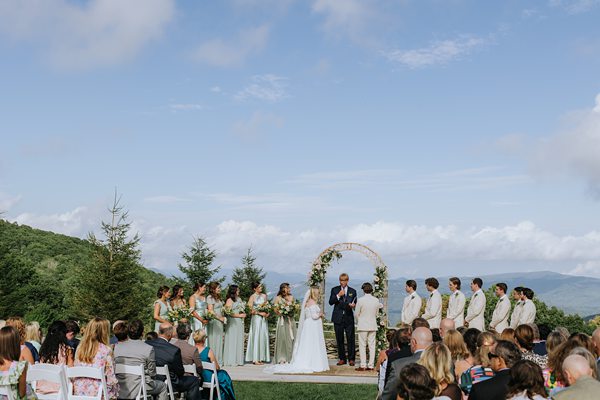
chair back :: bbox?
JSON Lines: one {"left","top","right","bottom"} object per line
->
{"left": 183, "top": 364, "right": 198, "bottom": 377}
{"left": 0, "top": 383, "right": 15, "bottom": 400}
{"left": 26, "top": 363, "right": 69, "bottom": 400}
{"left": 155, "top": 365, "right": 175, "bottom": 400}
{"left": 65, "top": 366, "right": 108, "bottom": 400}
{"left": 114, "top": 363, "right": 146, "bottom": 400}
{"left": 200, "top": 362, "right": 221, "bottom": 400}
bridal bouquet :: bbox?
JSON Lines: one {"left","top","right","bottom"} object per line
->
{"left": 223, "top": 303, "right": 246, "bottom": 317}
{"left": 274, "top": 300, "right": 300, "bottom": 318}
{"left": 204, "top": 310, "right": 219, "bottom": 322}
{"left": 167, "top": 306, "right": 193, "bottom": 324}
{"left": 254, "top": 301, "right": 272, "bottom": 315}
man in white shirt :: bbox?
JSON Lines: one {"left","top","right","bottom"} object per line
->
{"left": 489, "top": 283, "right": 510, "bottom": 333}
{"left": 421, "top": 277, "right": 442, "bottom": 329}
{"left": 518, "top": 287, "right": 537, "bottom": 325}
{"left": 355, "top": 282, "right": 382, "bottom": 371}
{"left": 509, "top": 286, "right": 524, "bottom": 329}
{"left": 465, "top": 277, "right": 486, "bottom": 331}
{"left": 446, "top": 277, "right": 465, "bottom": 327}
{"left": 401, "top": 280, "right": 422, "bottom": 326}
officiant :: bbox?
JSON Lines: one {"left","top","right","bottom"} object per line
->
{"left": 329, "top": 273, "right": 357, "bottom": 366}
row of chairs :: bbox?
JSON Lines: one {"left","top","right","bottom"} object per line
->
{"left": 0, "top": 361, "right": 221, "bottom": 400}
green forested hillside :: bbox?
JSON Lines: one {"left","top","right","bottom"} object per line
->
{"left": 0, "top": 219, "right": 171, "bottom": 327}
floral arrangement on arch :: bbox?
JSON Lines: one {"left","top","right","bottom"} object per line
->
{"left": 308, "top": 249, "right": 343, "bottom": 286}
{"left": 373, "top": 264, "right": 388, "bottom": 354}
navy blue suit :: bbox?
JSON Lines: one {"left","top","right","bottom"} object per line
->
{"left": 329, "top": 285, "right": 357, "bottom": 362}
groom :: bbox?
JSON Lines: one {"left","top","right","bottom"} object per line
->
{"left": 329, "top": 273, "right": 357, "bottom": 366}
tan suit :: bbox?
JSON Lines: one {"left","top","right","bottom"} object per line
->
{"left": 171, "top": 338, "right": 202, "bottom": 376}
{"left": 355, "top": 293, "right": 381, "bottom": 369}
{"left": 401, "top": 292, "right": 421, "bottom": 325}
{"left": 465, "top": 289, "right": 486, "bottom": 331}
{"left": 490, "top": 295, "right": 510, "bottom": 333}
{"left": 446, "top": 290, "right": 465, "bottom": 327}
{"left": 421, "top": 289, "right": 442, "bottom": 329}
{"left": 553, "top": 376, "right": 600, "bottom": 400}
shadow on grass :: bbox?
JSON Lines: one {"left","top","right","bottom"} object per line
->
{"left": 234, "top": 381, "right": 378, "bottom": 400}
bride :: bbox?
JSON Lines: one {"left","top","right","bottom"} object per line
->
{"left": 265, "top": 286, "right": 329, "bottom": 373}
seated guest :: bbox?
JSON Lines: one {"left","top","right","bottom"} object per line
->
{"left": 384, "top": 326, "right": 413, "bottom": 385}
{"left": 73, "top": 317, "right": 119, "bottom": 399}
{"left": 469, "top": 340, "right": 521, "bottom": 400}
{"left": 442, "top": 330, "right": 469, "bottom": 378}
{"left": 515, "top": 324, "right": 547, "bottom": 369}
{"left": 568, "top": 347, "right": 598, "bottom": 381}
{"left": 395, "top": 363, "right": 443, "bottom": 400}
{"left": 554, "top": 354, "right": 600, "bottom": 399}
{"left": 66, "top": 320, "right": 81, "bottom": 352}
{"left": 170, "top": 324, "right": 202, "bottom": 377}
{"left": 501, "top": 328, "right": 517, "bottom": 344}
{"left": 114, "top": 319, "right": 168, "bottom": 400}
{"left": 146, "top": 332, "right": 159, "bottom": 342}
{"left": 506, "top": 360, "right": 548, "bottom": 400}
{"left": 111, "top": 320, "right": 127, "bottom": 346}
{"left": 37, "top": 321, "right": 74, "bottom": 395}
{"left": 592, "top": 327, "right": 600, "bottom": 376}
{"left": 412, "top": 318, "right": 430, "bottom": 330}
{"left": 25, "top": 322, "right": 42, "bottom": 353}
{"left": 439, "top": 319, "right": 455, "bottom": 339}
{"left": 376, "top": 329, "right": 397, "bottom": 394}
{"left": 0, "top": 326, "right": 30, "bottom": 400}
{"left": 534, "top": 324, "right": 552, "bottom": 356}
{"left": 193, "top": 330, "right": 236, "bottom": 400}
{"left": 147, "top": 323, "right": 201, "bottom": 400}
{"left": 418, "top": 342, "right": 461, "bottom": 400}
{"left": 5, "top": 317, "right": 35, "bottom": 364}
{"left": 458, "top": 331, "right": 495, "bottom": 395}
{"left": 543, "top": 331, "right": 568, "bottom": 396}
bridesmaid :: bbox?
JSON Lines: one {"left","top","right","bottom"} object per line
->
{"left": 223, "top": 285, "right": 246, "bottom": 366}
{"left": 170, "top": 284, "right": 186, "bottom": 309}
{"left": 273, "top": 282, "right": 297, "bottom": 364}
{"left": 189, "top": 282, "right": 208, "bottom": 334}
{"left": 245, "top": 281, "right": 270, "bottom": 365}
{"left": 206, "top": 282, "right": 226, "bottom": 364}
{"left": 153, "top": 286, "right": 172, "bottom": 332}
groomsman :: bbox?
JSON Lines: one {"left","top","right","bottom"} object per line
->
{"left": 355, "top": 282, "right": 382, "bottom": 371}
{"left": 489, "top": 283, "right": 510, "bottom": 333}
{"left": 421, "top": 277, "right": 442, "bottom": 329}
{"left": 465, "top": 278, "right": 486, "bottom": 331}
{"left": 518, "top": 288, "right": 537, "bottom": 325}
{"left": 401, "top": 280, "right": 421, "bottom": 326}
{"left": 509, "top": 286, "right": 524, "bottom": 329}
{"left": 329, "top": 273, "right": 357, "bottom": 366}
{"left": 446, "top": 277, "right": 465, "bottom": 327}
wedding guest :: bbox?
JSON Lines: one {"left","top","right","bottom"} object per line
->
{"left": 170, "top": 324, "right": 202, "bottom": 377}
{"left": 384, "top": 327, "right": 413, "bottom": 385}
{"left": 412, "top": 318, "right": 430, "bottom": 330}
{"left": 401, "top": 280, "right": 421, "bottom": 326}
{"left": 395, "top": 363, "right": 443, "bottom": 400}
{"left": 439, "top": 319, "right": 455, "bottom": 339}
{"left": 518, "top": 288, "right": 536, "bottom": 326}
{"left": 223, "top": 285, "right": 246, "bottom": 367}
{"left": 272, "top": 283, "right": 296, "bottom": 365}
{"left": 501, "top": 328, "right": 517, "bottom": 344}
{"left": 189, "top": 282, "right": 208, "bottom": 336}
{"left": 193, "top": 330, "right": 236, "bottom": 400}
{"left": 112, "top": 321, "right": 128, "bottom": 345}
{"left": 442, "top": 330, "right": 469, "bottom": 375}
{"left": 113, "top": 319, "right": 168, "bottom": 400}
{"left": 245, "top": 282, "right": 270, "bottom": 365}
{"left": 355, "top": 282, "right": 381, "bottom": 371}
{"left": 418, "top": 342, "right": 461, "bottom": 400}
{"left": 4, "top": 317, "right": 35, "bottom": 364}
{"left": 66, "top": 320, "right": 81, "bottom": 352}
{"left": 592, "top": 327, "right": 600, "bottom": 374}
{"left": 465, "top": 278, "right": 486, "bottom": 331}
{"left": 422, "top": 278, "right": 442, "bottom": 329}
{"left": 542, "top": 331, "right": 567, "bottom": 395}
{"left": 37, "top": 321, "right": 74, "bottom": 395}
{"left": 554, "top": 354, "right": 600, "bottom": 399}
{"left": 458, "top": 330, "right": 495, "bottom": 395}
{"left": 24, "top": 322, "right": 42, "bottom": 353}
{"left": 453, "top": 328, "right": 479, "bottom": 381}
{"left": 446, "top": 277, "right": 465, "bottom": 328}
{"left": 469, "top": 340, "right": 521, "bottom": 400}
{"left": 515, "top": 324, "right": 547, "bottom": 369}
{"left": 146, "top": 332, "right": 158, "bottom": 341}
{"left": 376, "top": 329, "right": 398, "bottom": 394}
{"left": 206, "top": 282, "right": 226, "bottom": 364}
{"left": 170, "top": 285, "right": 186, "bottom": 309}
{"left": 73, "top": 317, "right": 119, "bottom": 399}
{"left": 534, "top": 324, "right": 552, "bottom": 356}
{"left": 329, "top": 273, "right": 357, "bottom": 366}
{"left": 0, "top": 326, "right": 29, "bottom": 400}
{"left": 154, "top": 286, "right": 172, "bottom": 332}
{"left": 505, "top": 360, "right": 548, "bottom": 400}
{"left": 548, "top": 335, "right": 597, "bottom": 395}
{"left": 509, "top": 287, "right": 524, "bottom": 330}
{"left": 489, "top": 283, "right": 510, "bottom": 333}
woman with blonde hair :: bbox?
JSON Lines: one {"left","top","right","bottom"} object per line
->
{"left": 193, "top": 330, "right": 236, "bottom": 400}
{"left": 73, "top": 318, "right": 119, "bottom": 399}
{"left": 500, "top": 328, "right": 517, "bottom": 344}
{"left": 418, "top": 342, "right": 461, "bottom": 400}
{"left": 24, "top": 322, "right": 42, "bottom": 353}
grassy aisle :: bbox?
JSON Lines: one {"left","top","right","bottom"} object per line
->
{"left": 234, "top": 381, "right": 378, "bottom": 399}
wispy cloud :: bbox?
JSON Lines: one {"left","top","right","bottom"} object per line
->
{"left": 169, "top": 103, "right": 203, "bottom": 112}
{"left": 383, "top": 35, "right": 488, "bottom": 69}
{"left": 549, "top": 0, "right": 600, "bottom": 14}
{"left": 192, "top": 25, "right": 269, "bottom": 68}
{"left": 311, "top": 0, "right": 381, "bottom": 46}
{"left": 232, "top": 111, "right": 284, "bottom": 139}
{"left": 144, "top": 196, "right": 192, "bottom": 204}
{"left": 234, "top": 74, "right": 289, "bottom": 102}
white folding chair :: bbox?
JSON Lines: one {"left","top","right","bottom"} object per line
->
{"left": 155, "top": 365, "right": 175, "bottom": 400}
{"left": 65, "top": 366, "right": 108, "bottom": 400}
{"left": 0, "top": 384, "right": 15, "bottom": 400}
{"left": 200, "top": 362, "right": 221, "bottom": 400}
{"left": 26, "top": 363, "right": 69, "bottom": 400}
{"left": 114, "top": 363, "right": 147, "bottom": 400}
{"left": 183, "top": 365, "right": 198, "bottom": 377}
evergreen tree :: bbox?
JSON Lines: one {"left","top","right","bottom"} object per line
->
{"left": 231, "top": 247, "right": 266, "bottom": 300}
{"left": 71, "top": 192, "right": 146, "bottom": 322}
{"left": 178, "top": 237, "right": 224, "bottom": 286}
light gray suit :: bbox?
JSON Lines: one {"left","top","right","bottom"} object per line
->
{"left": 380, "top": 350, "right": 423, "bottom": 400}
{"left": 553, "top": 376, "right": 600, "bottom": 400}
{"left": 114, "top": 339, "right": 168, "bottom": 400}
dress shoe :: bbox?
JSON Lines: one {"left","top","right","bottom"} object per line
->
{"left": 336, "top": 360, "right": 347, "bottom": 366}
{"left": 355, "top": 367, "right": 366, "bottom": 371}
{"left": 366, "top": 367, "right": 374, "bottom": 371}
{"left": 349, "top": 360, "right": 355, "bottom": 366}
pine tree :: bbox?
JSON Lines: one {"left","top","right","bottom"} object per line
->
{"left": 231, "top": 247, "right": 266, "bottom": 300}
{"left": 71, "top": 192, "right": 146, "bottom": 321}
{"left": 178, "top": 237, "right": 224, "bottom": 285}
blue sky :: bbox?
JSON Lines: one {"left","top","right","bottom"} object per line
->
{"left": 1, "top": 0, "right": 600, "bottom": 279}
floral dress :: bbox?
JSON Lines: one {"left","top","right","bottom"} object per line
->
{"left": 73, "top": 343, "right": 119, "bottom": 399}
{"left": 0, "top": 361, "right": 28, "bottom": 400}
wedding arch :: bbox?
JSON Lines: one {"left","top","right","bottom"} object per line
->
{"left": 308, "top": 242, "right": 389, "bottom": 352}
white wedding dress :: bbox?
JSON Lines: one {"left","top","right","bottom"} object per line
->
{"left": 264, "top": 291, "right": 329, "bottom": 374}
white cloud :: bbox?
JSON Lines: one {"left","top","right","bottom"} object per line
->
{"left": 234, "top": 74, "right": 289, "bottom": 102}
{"left": 192, "top": 25, "right": 269, "bottom": 68}
{"left": 0, "top": 0, "right": 175, "bottom": 69}
{"left": 549, "top": 0, "right": 600, "bottom": 14}
{"left": 12, "top": 206, "right": 100, "bottom": 237}
{"left": 312, "top": 0, "right": 378, "bottom": 45}
{"left": 144, "top": 196, "right": 192, "bottom": 204}
{"left": 383, "top": 35, "right": 488, "bottom": 69}
{"left": 567, "top": 260, "right": 600, "bottom": 278}
{"left": 210, "top": 86, "right": 222, "bottom": 93}
{"left": 232, "top": 111, "right": 284, "bottom": 139}
{"left": 169, "top": 104, "right": 203, "bottom": 112}
{"left": 531, "top": 93, "right": 600, "bottom": 198}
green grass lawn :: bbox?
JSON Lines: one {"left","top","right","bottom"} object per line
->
{"left": 234, "top": 381, "right": 378, "bottom": 399}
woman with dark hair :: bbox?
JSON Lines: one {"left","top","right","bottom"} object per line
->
{"left": 245, "top": 282, "right": 270, "bottom": 365}
{"left": 207, "top": 282, "right": 226, "bottom": 364}
{"left": 170, "top": 284, "right": 186, "bottom": 309}
{"left": 37, "top": 321, "right": 74, "bottom": 394}
{"left": 153, "top": 286, "right": 172, "bottom": 332}
{"left": 223, "top": 285, "right": 246, "bottom": 366}
{"left": 454, "top": 328, "right": 478, "bottom": 381}
{"left": 0, "top": 326, "right": 29, "bottom": 400}
{"left": 273, "top": 282, "right": 297, "bottom": 364}
{"left": 458, "top": 330, "right": 495, "bottom": 395}
{"left": 506, "top": 360, "right": 549, "bottom": 400}
{"left": 396, "top": 363, "right": 439, "bottom": 400}
{"left": 515, "top": 325, "right": 547, "bottom": 369}
{"left": 189, "top": 282, "right": 208, "bottom": 336}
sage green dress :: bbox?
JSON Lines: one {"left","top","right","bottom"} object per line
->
{"left": 192, "top": 294, "right": 208, "bottom": 332}
{"left": 207, "top": 295, "right": 225, "bottom": 364}
{"left": 274, "top": 297, "right": 297, "bottom": 363}
{"left": 154, "top": 299, "right": 172, "bottom": 332}
{"left": 245, "top": 295, "right": 270, "bottom": 363}
{"left": 223, "top": 297, "right": 245, "bottom": 366}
